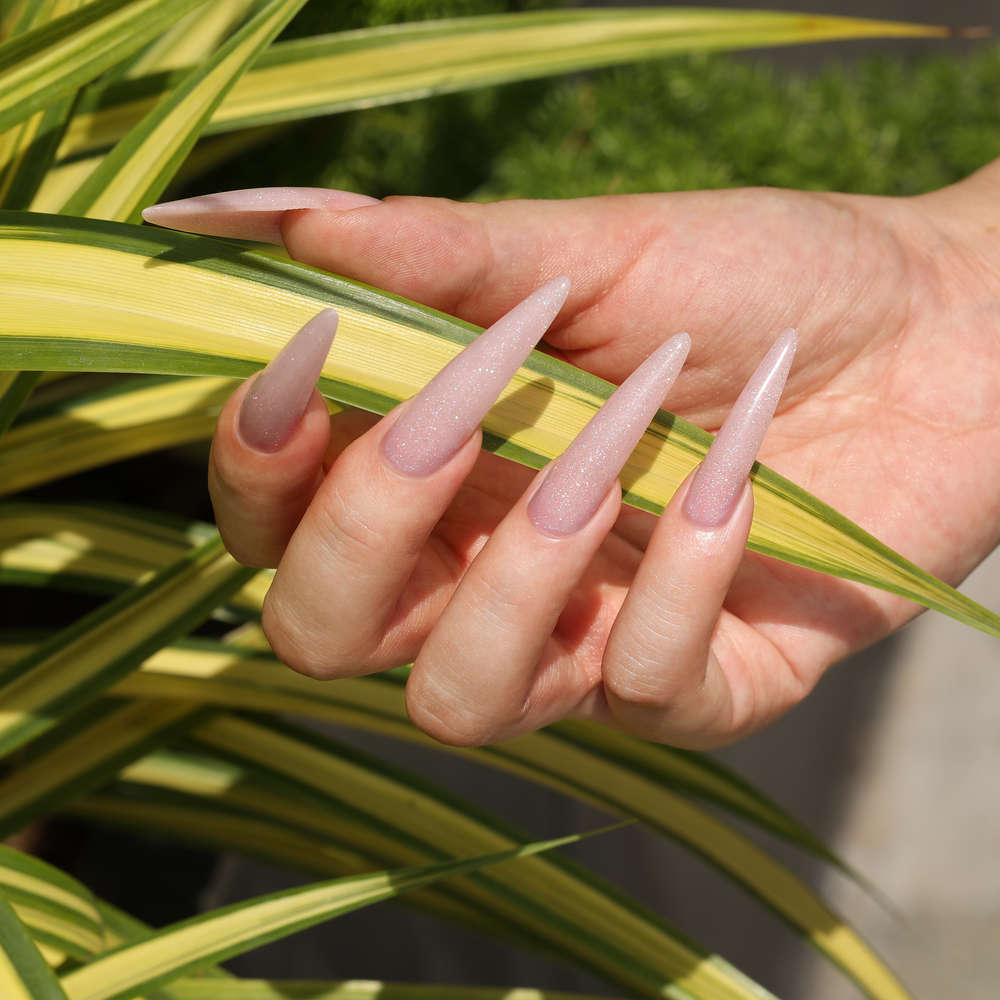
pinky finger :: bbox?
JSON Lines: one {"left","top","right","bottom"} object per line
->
{"left": 601, "top": 329, "right": 798, "bottom": 748}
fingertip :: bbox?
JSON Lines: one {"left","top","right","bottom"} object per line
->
{"left": 210, "top": 384, "right": 332, "bottom": 567}
{"left": 237, "top": 309, "right": 337, "bottom": 454}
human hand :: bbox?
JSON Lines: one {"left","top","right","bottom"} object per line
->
{"left": 143, "top": 162, "right": 1000, "bottom": 747}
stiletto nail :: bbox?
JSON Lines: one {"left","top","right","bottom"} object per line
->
{"left": 382, "top": 276, "right": 571, "bottom": 477}
{"left": 142, "top": 187, "right": 380, "bottom": 243}
{"left": 238, "top": 308, "right": 338, "bottom": 453}
{"left": 683, "top": 328, "right": 797, "bottom": 528}
{"left": 527, "top": 333, "right": 691, "bottom": 537}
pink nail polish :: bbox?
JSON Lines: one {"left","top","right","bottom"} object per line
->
{"left": 141, "top": 187, "right": 380, "bottom": 243}
{"left": 527, "top": 333, "right": 691, "bottom": 537}
{"left": 683, "top": 328, "right": 797, "bottom": 528}
{"left": 238, "top": 308, "right": 338, "bottom": 453}
{"left": 381, "top": 277, "right": 571, "bottom": 477}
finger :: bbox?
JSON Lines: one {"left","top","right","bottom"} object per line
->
{"left": 601, "top": 329, "right": 799, "bottom": 748}
{"left": 209, "top": 309, "right": 337, "bottom": 568}
{"left": 405, "top": 334, "right": 691, "bottom": 747}
{"left": 261, "top": 278, "right": 571, "bottom": 679}
{"left": 141, "top": 186, "right": 664, "bottom": 356}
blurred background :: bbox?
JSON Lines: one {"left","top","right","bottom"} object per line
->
{"left": 55, "top": 2, "right": 1000, "bottom": 998}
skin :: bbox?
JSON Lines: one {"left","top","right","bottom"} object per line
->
{"left": 203, "top": 158, "right": 1000, "bottom": 749}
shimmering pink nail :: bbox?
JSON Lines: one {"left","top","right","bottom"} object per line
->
{"left": 527, "top": 334, "right": 691, "bottom": 537}
{"left": 382, "top": 277, "right": 571, "bottom": 477}
{"left": 238, "top": 309, "right": 337, "bottom": 453}
{"left": 141, "top": 187, "right": 380, "bottom": 243}
{"left": 683, "top": 328, "right": 797, "bottom": 528}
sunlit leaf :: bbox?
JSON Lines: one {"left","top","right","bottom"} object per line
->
{"left": 0, "top": 894, "right": 71, "bottom": 999}
{"left": 0, "top": 0, "right": 208, "bottom": 133}
{"left": 62, "top": 0, "right": 308, "bottom": 222}
{"left": 0, "top": 534, "right": 254, "bottom": 757}
{"left": 1, "top": 213, "right": 997, "bottom": 638}
{"left": 58, "top": 9, "right": 953, "bottom": 160}
{"left": 58, "top": 831, "right": 612, "bottom": 1000}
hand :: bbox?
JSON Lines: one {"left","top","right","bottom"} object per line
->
{"left": 143, "top": 162, "right": 1000, "bottom": 747}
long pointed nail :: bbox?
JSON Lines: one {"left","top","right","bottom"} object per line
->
{"left": 683, "top": 328, "right": 797, "bottom": 528}
{"left": 382, "top": 277, "right": 571, "bottom": 477}
{"left": 142, "top": 187, "right": 380, "bottom": 243}
{"left": 527, "top": 334, "right": 691, "bottom": 537}
{"left": 238, "top": 309, "right": 338, "bottom": 453}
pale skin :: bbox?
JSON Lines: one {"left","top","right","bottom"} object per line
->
{"left": 191, "top": 158, "right": 1000, "bottom": 749}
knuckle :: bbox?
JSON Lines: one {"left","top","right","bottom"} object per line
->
{"left": 405, "top": 681, "right": 498, "bottom": 748}
{"left": 261, "top": 592, "right": 365, "bottom": 680}
{"left": 604, "top": 649, "right": 676, "bottom": 709}
{"left": 217, "top": 524, "right": 274, "bottom": 570}
{"left": 313, "top": 484, "right": 383, "bottom": 568}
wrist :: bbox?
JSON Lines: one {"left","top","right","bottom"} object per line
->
{"left": 913, "top": 157, "right": 1000, "bottom": 291}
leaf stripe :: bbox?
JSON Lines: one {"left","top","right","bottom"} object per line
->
{"left": 0, "top": 893, "right": 71, "bottom": 999}
{"left": 57, "top": 10, "right": 949, "bottom": 158}
{"left": 2, "top": 214, "right": 996, "bottom": 639}
{"left": 0, "top": 0, "right": 209, "bottom": 132}
{"left": 0, "top": 535, "right": 254, "bottom": 757}
{"left": 59, "top": 832, "right": 614, "bottom": 1000}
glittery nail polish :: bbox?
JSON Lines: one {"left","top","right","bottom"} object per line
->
{"left": 527, "top": 333, "right": 691, "bottom": 537}
{"left": 683, "top": 328, "right": 797, "bottom": 528}
{"left": 381, "top": 277, "right": 571, "bottom": 477}
{"left": 238, "top": 309, "right": 338, "bottom": 453}
{"left": 142, "top": 187, "right": 380, "bottom": 243}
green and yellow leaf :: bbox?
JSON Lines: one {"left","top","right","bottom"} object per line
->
{"left": 0, "top": 845, "right": 106, "bottom": 964}
{"left": 0, "top": 0, "right": 209, "bottom": 133}
{"left": 0, "top": 0, "right": 87, "bottom": 209}
{"left": 62, "top": 0, "right": 308, "bottom": 222}
{"left": 1, "top": 212, "right": 997, "bottom": 638}
{"left": 0, "top": 376, "right": 235, "bottom": 495}
{"left": 0, "top": 534, "right": 254, "bottom": 757}
{"left": 163, "top": 979, "right": 629, "bottom": 1000}
{"left": 57, "top": 9, "right": 953, "bottom": 161}
{"left": 58, "top": 832, "right": 612, "bottom": 1000}
{"left": 0, "top": 893, "right": 71, "bottom": 999}
{"left": 0, "top": 502, "right": 270, "bottom": 614}
{"left": 83, "top": 733, "right": 780, "bottom": 1000}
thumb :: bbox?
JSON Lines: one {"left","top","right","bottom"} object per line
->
{"left": 280, "top": 192, "right": 658, "bottom": 336}
{"left": 141, "top": 185, "right": 731, "bottom": 387}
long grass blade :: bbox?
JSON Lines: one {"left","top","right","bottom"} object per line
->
{"left": 0, "top": 370, "right": 41, "bottom": 435}
{"left": 95, "top": 727, "right": 777, "bottom": 1000}
{"left": 0, "top": 618, "right": 843, "bottom": 880}
{"left": 57, "top": 8, "right": 953, "bottom": 160}
{"left": 0, "top": 894, "right": 71, "bottom": 999}
{"left": 62, "top": 0, "right": 309, "bottom": 222}
{"left": 163, "top": 979, "right": 629, "bottom": 1000}
{"left": 0, "top": 376, "right": 235, "bottom": 495}
{"left": 0, "top": 502, "right": 270, "bottom": 615}
{"left": 0, "top": 534, "right": 254, "bottom": 758}
{"left": 0, "top": 697, "right": 207, "bottom": 837}
{"left": 0, "top": 0, "right": 87, "bottom": 209}
{"left": 0, "top": 845, "right": 105, "bottom": 966}
{"left": 0, "top": 0, "right": 209, "bottom": 133}
{"left": 1, "top": 213, "right": 997, "bottom": 636}
{"left": 110, "top": 0, "right": 265, "bottom": 81}
{"left": 202, "top": 710, "right": 908, "bottom": 1000}
{"left": 58, "top": 831, "right": 612, "bottom": 1000}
